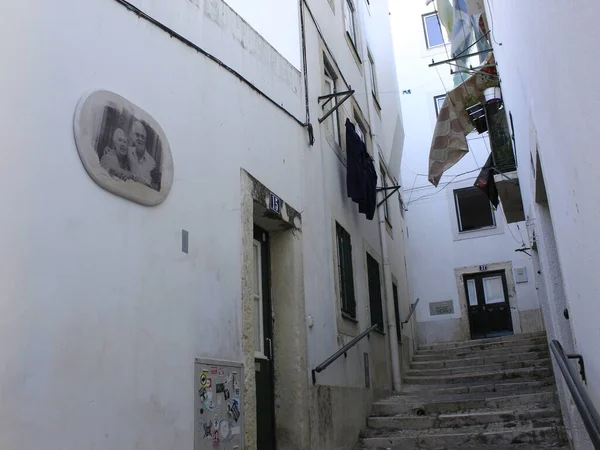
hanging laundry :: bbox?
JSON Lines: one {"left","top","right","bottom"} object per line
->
{"left": 346, "top": 119, "right": 366, "bottom": 203}
{"left": 474, "top": 153, "right": 499, "bottom": 207}
{"left": 346, "top": 119, "right": 378, "bottom": 220}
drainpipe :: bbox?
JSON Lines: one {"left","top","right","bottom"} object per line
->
{"left": 376, "top": 189, "right": 403, "bottom": 393}
{"left": 358, "top": 31, "right": 402, "bottom": 392}
{"left": 357, "top": 65, "right": 402, "bottom": 394}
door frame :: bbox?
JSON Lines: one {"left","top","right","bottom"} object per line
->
{"left": 463, "top": 270, "right": 514, "bottom": 339}
{"left": 454, "top": 261, "right": 522, "bottom": 341}
{"left": 240, "top": 170, "right": 310, "bottom": 449}
{"left": 253, "top": 226, "right": 276, "bottom": 450}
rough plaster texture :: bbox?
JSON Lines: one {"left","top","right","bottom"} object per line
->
{"left": 270, "top": 230, "right": 310, "bottom": 450}
{"left": 240, "top": 174, "right": 258, "bottom": 450}
{"left": 418, "top": 318, "right": 464, "bottom": 346}
{"left": 309, "top": 385, "right": 389, "bottom": 450}
{"left": 519, "top": 308, "right": 543, "bottom": 334}
{"left": 483, "top": 1, "right": 600, "bottom": 447}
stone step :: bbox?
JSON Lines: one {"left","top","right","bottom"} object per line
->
{"left": 404, "top": 366, "right": 551, "bottom": 385}
{"left": 418, "top": 331, "right": 546, "bottom": 351}
{"left": 372, "top": 391, "right": 557, "bottom": 416}
{"left": 413, "top": 343, "right": 548, "bottom": 361}
{"left": 402, "top": 379, "right": 555, "bottom": 397}
{"left": 368, "top": 407, "right": 561, "bottom": 430}
{"left": 410, "top": 350, "right": 550, "bottom": 370}
{"left": 407, "top": 358, "right": 551, "bottom": 377}
{"left": 359, "top": 442, "right": 569, "bottom": 450}
{"left": 360, "top": 421, "right": 566, "bottom": 449}
{"left": 416, "top": 336, "right": 548, "bottom": 356}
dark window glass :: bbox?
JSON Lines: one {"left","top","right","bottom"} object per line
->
{"left": 336, "top": 223, "right": 356, "bottom": 318}
{"left": 454, "top": 187, "right": 495, "bottom": 232}
{"left": 366, "top": 253, "right": 384, "bottom": 331}
{"left": 392, "top": 283, "right": 402, "bottom": 343}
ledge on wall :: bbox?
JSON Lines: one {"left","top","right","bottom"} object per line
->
{"left": 494, "top": 171, "right": 525, "bottom": 223}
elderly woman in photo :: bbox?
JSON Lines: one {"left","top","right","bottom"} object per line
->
{"left": 100, "top": 128, "right": 136, "bottom": 181}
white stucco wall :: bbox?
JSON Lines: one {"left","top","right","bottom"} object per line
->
{"left": 302, "top": 0, "right": 411, "bottom": 390}
{"left": 390, "top": 0, "right": 541, "bottom": 345}
{"left": 0, "top": 1, "right": 305, "bottom": 448}
{"left": 0, "top": 0, "right": 409, "bottom": 448}
{"left": 484, "top": 0, "right": 600, "bottom": 446}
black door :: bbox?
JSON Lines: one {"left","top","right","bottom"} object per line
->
{"left": 464, "top": 271, "right": 513, "bottom": 339}
{"left": 253, "top": 226, "right": 276, "bottom": 450}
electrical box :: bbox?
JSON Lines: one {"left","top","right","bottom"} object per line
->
{"left": 514, "top": 267, "right": 528, "bottom": 283}
{"left": 194, "top": 359, "right": 244, "bottom": 450}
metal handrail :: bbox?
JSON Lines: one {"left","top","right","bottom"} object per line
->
{"left": 312, "top": 324, "right": 379, "bottom": 384}
{"left": 550, "top": 340, "right": 600, "bottom": 449}
{"left": 401, "top": 298, "right": 420, "bottom": 329}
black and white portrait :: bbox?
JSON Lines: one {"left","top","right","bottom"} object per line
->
{"left": 74, "top": 90, "right": 173, "bottom": 206}
{"left": 96, "top": 106, "right": 163, "bottom": 191}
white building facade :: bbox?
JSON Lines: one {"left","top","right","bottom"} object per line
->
{"left": 390, "top": 0, "right": 543, "bottom": 346}
{"left": 483, "top": 1, "right": 600, "bottom": 448}
{"left": 0, "top": 1, "right": 411, "bottom": 449}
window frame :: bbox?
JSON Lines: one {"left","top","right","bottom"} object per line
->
{"left": 367, "top": 49, "right": 380, "bottom": 108}
{"left": 453, "top": 187, "right": 497, "bottom": 233}
{"left": 344, "top": 0, "right": 359, "bottom": 51}
{"left": 434, "top": 94, "right": 446, "bottom": 117}
{"left": 323, "top": 60, "right": 341, "bottom": 146}
{"left": 366, "top": 253, "right": 384, "bottom": 333}
{"left": 336, "top": 222, "right": 357, "bottom": 319}
{"left": 422, "top": 12, "right": 447, "bottom": 49}
{"left": 352, "top": 108, "right": 370, "bottom": 154}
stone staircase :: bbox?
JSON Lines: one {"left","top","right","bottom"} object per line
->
{"left": 359, "top": 332, "right": 569, "bottom": 450}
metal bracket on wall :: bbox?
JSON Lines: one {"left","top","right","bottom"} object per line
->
{"left": 318, "top": 89, "right": 355, "bottom": 123}
{"left": 377, "top": 185, "right": 401, "bottom": 207}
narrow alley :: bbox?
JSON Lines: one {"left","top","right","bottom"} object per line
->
{"left": 0, "top": 0, "right": 599, "bottom": 449}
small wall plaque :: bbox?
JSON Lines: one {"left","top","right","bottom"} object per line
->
{"left": 269, "top": 192, "right": 281, "bottom": 214}
{"left": 429, "top": 300, "right": 455, "bottom": 316}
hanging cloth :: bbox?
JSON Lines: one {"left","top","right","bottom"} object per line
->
{"left": 346, "top": 119, "right": 366, "bottom": 203}
{"left": 474, "top": 153, "right": 499, "bottom": 207}
{"left": 346, "top": 119, "right": 378, "bottom": 220}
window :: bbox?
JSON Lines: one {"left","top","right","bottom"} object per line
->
{"left": 323, "top": 61, "right": 341, "bottom": 145}
{"left": 454, "top": 187, "right": 496, "bottom": 232}
{"left": 422, "top": 12, "right": 446, "bottom": 48}
{"left": 367, "top": 50, "right": 379, "bottom": 105}
{"left": 434, "top": 94, "right": 446, "bottom": 117}
{"left": 336, "top": 223, "right": 356, "bottom": 318}
{"left": 345, "top": 0, "right": 358, "bottom": 48}
{"left": 380, "top": 163, "right": 391, "bottom": 224}
{"left": 353, "top": 110, "right": 368, "bottom": 147}
{"left": 392, "top": 283, "right": 402, "bottom": 343}
{"left": 366, "top": 253, "right": 384, "bottom": 332}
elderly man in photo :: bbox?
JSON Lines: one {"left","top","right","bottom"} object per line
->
{"left": 128, "top": 120, "right": 156, "bottom": 188}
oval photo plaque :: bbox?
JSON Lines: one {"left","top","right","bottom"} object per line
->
{"left": 74, "top": 90, "right": 174, "bottom": 206}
